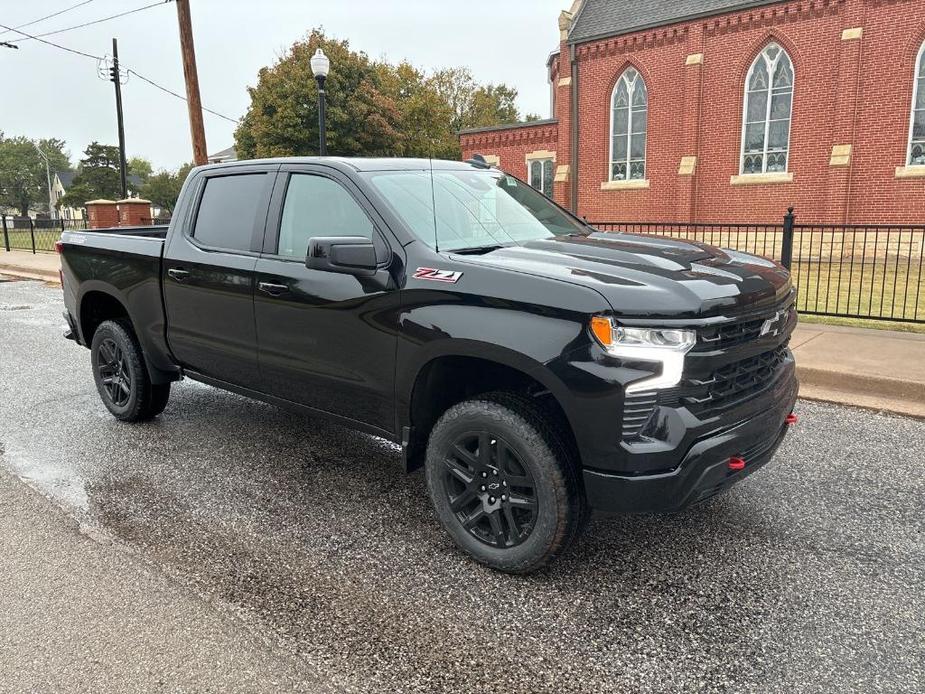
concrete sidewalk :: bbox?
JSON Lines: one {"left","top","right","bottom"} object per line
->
{"left": 791, "top": 323, "right": 925, "bottom": 417}
{"left": 0, "top": 249, "right": 59, "bottom": 283}
{"left": 1, "top": 250, "right": 923, "bottom": 417}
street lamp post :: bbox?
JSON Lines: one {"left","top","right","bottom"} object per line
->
{"left": 310, "top": 48, "right": 330, "bottom": 156}
{"left": 32, "top": 142, "right": 56, "bottom": 221}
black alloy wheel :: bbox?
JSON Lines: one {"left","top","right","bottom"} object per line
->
{"left": 425, "top": 392, "right": 586, "bottom": 573}
{"left": 90, "top": 319, "right": 171, "bottom": 422}
{"left": 97, "top": 337, "right": 133, "bottom": 407}
{"left": 442, "top": 432, "right": 538, "bottom": 548}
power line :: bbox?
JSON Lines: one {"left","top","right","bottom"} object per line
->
{"left": 0, "top": 0, "right": 98, "bottom": 37}
{"left": 0, "top": 21, "right": 103, "bottom": 60}
{"left": 0, "top": 20, "right": 238, "bottom": 124}
{"left": 126, "top": 69, "right": 238, "bottom": 123}
{"left": 9, "top": 1, "right": 171, "bottom": 44}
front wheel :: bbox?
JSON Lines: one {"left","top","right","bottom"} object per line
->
{"left": 425, "top": 392, "right": 586, "bottom": 573}
{"left": 90, "top": 319, "right": 170, "bottom": 422}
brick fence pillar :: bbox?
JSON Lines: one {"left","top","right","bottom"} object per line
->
{"left": 85, "top": 200, "right": 119, "bottom": 229}
{"left": 117, "top": 199, "right": 153, "bottom": 227}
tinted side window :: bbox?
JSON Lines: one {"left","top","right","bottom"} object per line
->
{"left": 193, "top": 173, "right": 267, "bottom": 251}
{"left": 278, "top": 174, "right": 374, "bottom": 258}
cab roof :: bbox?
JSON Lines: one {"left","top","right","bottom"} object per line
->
{"left": 199, "top": 157, "right": 482, "bottom": 174}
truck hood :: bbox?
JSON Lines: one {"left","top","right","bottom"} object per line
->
{"left": 451, "top": 232, "right": 793, "bottom": 319}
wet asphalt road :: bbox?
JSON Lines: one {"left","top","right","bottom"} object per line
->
{"left": 1, "top": 278, "right": 923, "bottom": 693}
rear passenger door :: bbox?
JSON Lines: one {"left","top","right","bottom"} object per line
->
{"left": 253, "top": 166, "right": 399, "bottom": 434}
{"left": 163, "top": 167, "right": 276, "bottom": 388}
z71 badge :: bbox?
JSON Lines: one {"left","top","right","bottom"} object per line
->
{"left": 413, "top": 267, "right": 463, "bottom": 283}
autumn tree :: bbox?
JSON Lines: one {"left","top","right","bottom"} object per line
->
{"left": 0, "top": 134, "right": 70, "bottom": 216}
{"left": 235, "top": 30, "right": 530, "bottom": 161}
{"left": 235, "top": 31, "right": 403, "bottom": 159}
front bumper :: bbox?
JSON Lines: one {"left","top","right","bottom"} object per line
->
{"left": 583, "top": 372, "right": 798, "bottom": 513}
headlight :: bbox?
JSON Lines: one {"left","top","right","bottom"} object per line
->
{"left": 590, "top": 316, "right": 696, "bottom": 393}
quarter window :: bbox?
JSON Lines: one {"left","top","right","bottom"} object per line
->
{"left": 528, "top": 159, "right": 555, "bottom": 196}
{"left": 741, "top": 43, "right": 794, "bottom": 174}
{"left": 193, "top": 173, "right": 268, "bottom": 252}
{"left": 908, "top": 41, "right": 925, "bottom": 166}
{"left": 277, "top": 174, "right": 374, "bottom": 258}
{"left": 609, "top": 67, "right": 647, "bottom": 181}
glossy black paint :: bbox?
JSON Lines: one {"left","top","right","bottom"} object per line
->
{"left": 60, "top": 156, "right": 799, "bottom": 514}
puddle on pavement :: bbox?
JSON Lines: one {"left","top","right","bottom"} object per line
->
{"left": 0, "top": 440, "right": 91, "bottom": 513}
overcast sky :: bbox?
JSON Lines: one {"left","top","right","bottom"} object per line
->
{"left": 1, "top": 0, "right": 564, "bottom": 171}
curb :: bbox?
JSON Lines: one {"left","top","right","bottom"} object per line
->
{"left": 796, "top": 365, "right": 925, "bottom": 419}
{"left": 0, "top": 267, "right": 60, "bottom": 284}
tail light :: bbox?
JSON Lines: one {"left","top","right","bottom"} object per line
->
{"left": 54, "top": 240, "right": 64, "bottom": 254}
{"left": 786, "top": 413, "right": 798, "bottom": 426}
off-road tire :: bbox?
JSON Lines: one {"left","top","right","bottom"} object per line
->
{"left": 90, "top": 319, "right": 170, "bottom": 422}
{"left": 425, "top": 391, "right": 586, "bottom": 573}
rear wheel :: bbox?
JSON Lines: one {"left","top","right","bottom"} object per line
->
{"left": 425, "top": 392, "right": 586, "bottom": 573}
{"left": 90, "top": 320, "right": 170, "bottom": 422}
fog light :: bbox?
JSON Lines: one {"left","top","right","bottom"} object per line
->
{"left": 728, "top": 457, "right": 746, "bottom": 471}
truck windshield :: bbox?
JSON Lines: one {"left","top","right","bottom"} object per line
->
{"left": 362, "top": 169, "right": 588, "bottom": 252}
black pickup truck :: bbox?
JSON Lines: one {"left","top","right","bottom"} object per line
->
{"left": 60, "top": 157, "right": 798, "bottom": 573}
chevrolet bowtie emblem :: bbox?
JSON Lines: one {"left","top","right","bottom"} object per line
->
{"left": 760, "top": 309, "right": 788, "bottom": 337}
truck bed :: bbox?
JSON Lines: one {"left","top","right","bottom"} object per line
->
{"left": 59, "top": 225, "right": 175, "bottom": 380}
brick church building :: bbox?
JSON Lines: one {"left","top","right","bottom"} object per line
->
{"left": 459, "top": 0, "right": 925, "bottom": 224}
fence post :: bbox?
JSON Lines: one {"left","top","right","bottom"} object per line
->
{"left": 29, "top": 218, "right": 36, "bottom": 254}
{"left": 781, "top": 206, "right": 795, "bottom": 270}
{"left": 2, "top": 215, "right": 9, "bottom": 252}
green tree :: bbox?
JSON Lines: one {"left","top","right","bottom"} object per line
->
{"left": 61, "top": 142, "right": 123, "bottom": 207}
{"left": 0, "top": 134, "right": 70, "bottom": 216}
{"left": 140, "top": 163, "right": 193, "bottom": 213}
{"left": 235, "top": 30, "right": 530, "bottom": 161}
{"left": 128, "top": 156, "right": 153, "bottom": 183}
{"left": 235, "top": 30, "right": 403, "bottom": 159}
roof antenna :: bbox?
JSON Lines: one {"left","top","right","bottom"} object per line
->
{"left": 429, "top": 147, "right": 439, "bottom": 254}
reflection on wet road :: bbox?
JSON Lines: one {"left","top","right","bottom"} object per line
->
{"left": 1, "top": 279, "right": 923, "bottom": 693}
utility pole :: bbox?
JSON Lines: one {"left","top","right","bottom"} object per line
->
{"left": 32, "top": 142, "right": 55, "bottom": 220}
{"left": 175, "top": 0, "right": 207, "bottom": 166}
{"left": 110, "top": 38, "right": 128, "bottom": 199}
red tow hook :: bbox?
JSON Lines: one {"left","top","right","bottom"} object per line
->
{"left": 727, "top": 456, "right": 746, "bottom": 472}
{"left": 786, "top": 413, "right": 798, "bottom": 426}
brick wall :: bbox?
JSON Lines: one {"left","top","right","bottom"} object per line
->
{"left": 459, "top": 0, "right": 925, "bottom": 224}
{"left": 459, "top": 121, "right": 559, "bottom": 181}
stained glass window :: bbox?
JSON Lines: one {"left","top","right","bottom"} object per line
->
{"left": 741, "top": 44, "right": 793, "bottom": 174}
{"left": 528, "top": 158, "right": 555, "bottom": 196}
{"left": 908, "top": 42, "right": 925, "bottom": 166}
{"left": 610, "top": 68, "right": 647, "bottom": 181}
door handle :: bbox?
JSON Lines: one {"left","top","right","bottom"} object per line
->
{"left": 167, "top": 268, "right": 190, "bottom": 282}
{"left": 258, "top": 281, "right": 289, "bottom": 296}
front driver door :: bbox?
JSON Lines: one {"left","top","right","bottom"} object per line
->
{"left": 253, "top": 167, "right": 399, "bottom": 434}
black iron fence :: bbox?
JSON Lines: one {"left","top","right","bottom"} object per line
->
{"left": 4, "top": 209, "right": 922, "bottom": 324}
{"left": 591, "top": 209, "right": 925, "bottom": 324}
{"left": 2, "top": 215, "right": 89, "bottom": 253}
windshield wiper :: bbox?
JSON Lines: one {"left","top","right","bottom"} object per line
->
{"left": 452, "top": 244, "right": 508, "bottom": 255}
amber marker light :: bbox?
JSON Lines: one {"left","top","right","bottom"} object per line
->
{"left": 590, "top": 316, "right": 614, "bottom": 347}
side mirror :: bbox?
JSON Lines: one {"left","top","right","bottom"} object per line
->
{"left": 306, "top": 236, "right": 378, "bottom": 276}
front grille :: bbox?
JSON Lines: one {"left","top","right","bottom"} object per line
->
{"left": 694, "top": 303, "right": 796, "bottom": 352}
{"left": 680, "top": 344, "right": 790, "bottom": 418}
